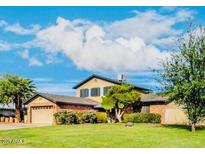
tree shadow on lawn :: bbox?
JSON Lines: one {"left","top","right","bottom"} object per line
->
{"left": 162, "top": 124, "right": 205, "bottom": 131}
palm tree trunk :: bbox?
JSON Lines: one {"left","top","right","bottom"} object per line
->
{"left": 15, "top": 96, "right": 21, "bottom": 122}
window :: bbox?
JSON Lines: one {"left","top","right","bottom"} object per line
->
{"left": 103, "top": 86, "right": 110, "bottom": 95}
{"left": 91, "top": 87, "right": 101, "bottom": 96}
{"left": 80, "top": 89, "right": 89, "bottom": 97}
{"left": 141, "top": 106, "right": 150, "bottom": 113}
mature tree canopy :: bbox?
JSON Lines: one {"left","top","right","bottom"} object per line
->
{"left": 101, "top": 83, "right": 141, "bottom": 122}
{"left": 160, "top": 26, "right": 205, "bottom": 131}
{"left": 0, "top": 74, "right": 36, "bottom": 122}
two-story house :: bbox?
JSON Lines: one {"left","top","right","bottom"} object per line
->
{"left": 24, "top": 74, "right": 189, "bottom": 125}
{"left": 73, "top": 74, "right": 149, "bottom": 102}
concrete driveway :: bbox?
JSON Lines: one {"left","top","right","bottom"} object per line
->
{"left": 0, "top": 123, "right": 51, "bottom": 130}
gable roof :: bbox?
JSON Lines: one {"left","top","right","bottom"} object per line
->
{"left": 24, "top": 93, "right": 98, "bottom": 106}
{"left": 73, "top": 74, "right": 150, "bottom": 92}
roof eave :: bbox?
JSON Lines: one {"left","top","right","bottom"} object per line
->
{"left": 73, "top": 74, "right": 121, "bottom": 89}
{"left": 23, "top": 93, "right": 57, "bottom": 105}
{"left": 73, "top": 74, "right": 151, "bottom": 92}
{"left": 56, "top": 101, "right": 98, "bottom": 106}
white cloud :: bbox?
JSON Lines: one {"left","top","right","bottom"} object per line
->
{"left": 36, "top": 16, "right": 172, "bottom": 71}
{"left": 0, "top": 40, "right": 40, "bottom": 52}
{"left": 19, "top": 49, "right": 43, "bottom": 66}
{"left": 175, "top": 9, "right": 195, "bottom": 22}
{"left": 37, "top": 17, "right": 83, "bottom": 52}
{"left": 0, "top": 8, "right": 196, "bottom": 72}
{"left": 0, "top": 41, "right": 12, "bottom": 51}
{"left": 29, "top": 57, "right": 43, "bottom": 66}
{"left": 106, "top": 9, "right": 195, "bottom": 42}
{"left": 4, "top": 23, "right": 40, "bottom": 35}
{"left": 0, "top": 20, "right": 7, "bottom": 27}
{"left": 152, "top": 36, "right": 177, "bottom": 47}
{"left": 20, "top": 49, "right": 29, "bottom": 59}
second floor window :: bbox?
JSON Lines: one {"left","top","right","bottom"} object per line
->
{"left": 103, "top": 86, "right": 110, "bottom": 95}
{"left": 91, "top": 87, "right": 101, "bottom": 96}
{"left": 80, "top": 89, "right": 89, "bottom": 97}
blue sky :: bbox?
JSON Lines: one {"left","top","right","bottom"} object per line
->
{"left": 0, "top": 6, "right": 204, "bottom": 96}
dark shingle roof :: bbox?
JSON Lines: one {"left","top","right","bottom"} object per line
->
{"left": 24, "top": 93, "right": 98, "bottom": 106}
{"left": 73, "top": 74, "right": 150, "bottom": 92}
{"left": 94, "top": 94, "right": 167, "bottom": 109}
{"left": 140, "top": 94, "right": 167, "bottom": 102}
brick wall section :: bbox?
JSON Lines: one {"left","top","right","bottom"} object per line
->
{"left": 57, "top": 104, "right": 94, "bottom": 111}
{"left": 150, "top": 104, "right": 166, "bottom": 124}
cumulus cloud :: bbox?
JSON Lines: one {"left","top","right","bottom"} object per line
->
{"left": 37, "top": 17, "right": 84, "bottom": 52}
{"left": 35, "top": 13, "right": 180, "bottom": 71}
{"left": 4, "top": 23, "right": 40, "bottom": 35}
{"left": 0, "top": 8, "right": 196, "bottom": 72}
{"left": 19, "top": 49, "right": 43, "bottom": 66}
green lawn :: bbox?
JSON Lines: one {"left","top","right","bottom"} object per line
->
{"left": 0, "top": 123, "right": 205, "bottom": 148}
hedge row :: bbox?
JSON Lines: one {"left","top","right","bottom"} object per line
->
{"left": 123, "top": 113, "right": 161, "bottom": 123}
{"left": 54, "top": 111, "right": 107, "bottom": 125}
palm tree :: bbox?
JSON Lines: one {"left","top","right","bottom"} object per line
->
{"left": 0, "top": 74, "right": 36, "bottom": 122}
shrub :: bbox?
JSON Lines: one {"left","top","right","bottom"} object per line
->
{"left": 76, "top": 112, "right": 84, "bottom": 124}
{"left": 81, "top": 112, "right": 97, "bottom": 123}
{"left": 123, "top": 113, "right": 161, "bottom": 123}
{"left": 123, "top": 114, "right": 134, "bottom": 123}
{"left": 147, "top": 113, "right": 161, "bottom": 123}
{"left": 54, "top": 111, "right": 79, "bottom": 125}
{"left": 95, "top": 112, "right": 107, "bottom": 123}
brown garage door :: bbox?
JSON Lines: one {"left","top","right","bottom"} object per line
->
{"left": 31, "top": 106, "right": 54, "bottom": 124}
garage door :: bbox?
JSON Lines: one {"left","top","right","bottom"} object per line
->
{"left": 31, "top": 106, "right": 54, "bottom": 124}
{"left": 165, "top": 108, "right": 188, "bottom": 124}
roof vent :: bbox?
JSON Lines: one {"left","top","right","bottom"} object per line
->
{"left": 117, "top": 74, "right": 127, "bottom": 82}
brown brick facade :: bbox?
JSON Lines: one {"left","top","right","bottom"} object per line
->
{"left": 57, "top": 104, "right": 95, "bottom": 111}
{"left": 150, "top": 104, "right": 166, "bottom": 124}
{"left": 26, "top": 96, "right": 96, "bottom": 124}
{"left": 26, "top": 95, "right": 168, "bottom": 124}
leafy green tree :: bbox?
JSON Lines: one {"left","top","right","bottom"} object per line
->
{"left": 0, "top": 74, "right": 36, "bottom": 122}
{"left": 101, "top": 84, "right": 141, "bottom": 122}
{"left": 160, "top": 26, "right": 205, "bottom": 132}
